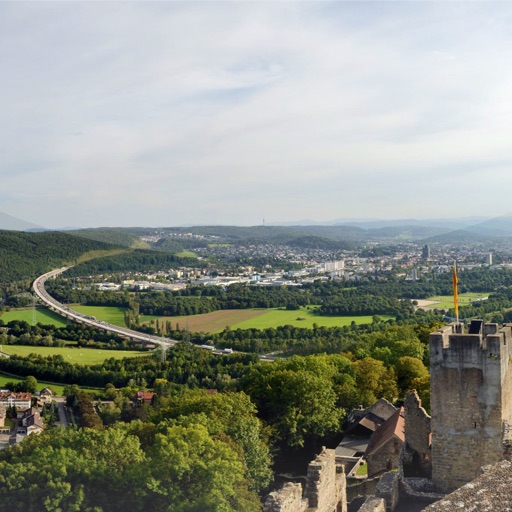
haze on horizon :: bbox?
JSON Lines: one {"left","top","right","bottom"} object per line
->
{"left": 2, "top": 1, "right": 512, "bottom": 229}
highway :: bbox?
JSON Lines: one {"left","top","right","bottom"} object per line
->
{"left": 32, "top": 268, "right": 275, "bottom": 360}
{"left": 32, "top": 267, "right": 179, "bottom": 349}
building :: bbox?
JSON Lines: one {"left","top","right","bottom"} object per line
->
{"left": 422, "top": 245, "right": 431, "bottom": 259}
{"left": 0, "top": 392, "right": 32, "bottom": 411}
{"left": 429, "top": 321, "right": 512, "bottom": 493}
{"left": 365, "top": 408, "right": 405, "bottom": 477}
{"left": 486, "top": 252, "right": 493, "bottom": 265}
{"left": 16, "top": 408, "right": 44, "bottom": 436}
{"left": 38, "top": 387, "right": 53, "bottom": 404}
{"left": 133, "top": 390, "right": 156, "bottom": 406}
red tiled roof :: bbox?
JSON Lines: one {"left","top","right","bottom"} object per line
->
{"left": 0, "top": 392, "right": 31, "bottom": 401}
{"left": 366, "top": 407, "right": 405, "bottom": 456}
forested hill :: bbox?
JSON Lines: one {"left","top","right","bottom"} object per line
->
{"left": 0, "top": 230, "right": 120, "bottom": 285}
{"left": 63, "top": 228, "right": 149, "bottom": 249}
{"left": 64, "top": 249, "right": 199, "bottom": 276}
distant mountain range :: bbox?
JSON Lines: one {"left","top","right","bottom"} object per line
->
{"left": 3, "top": 210, "right": 512, "bottom": 244}
{"left": 0, "top": 211, "right": 46, "bottom": 232}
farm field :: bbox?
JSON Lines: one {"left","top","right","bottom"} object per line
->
{"left": 422, "top": 292, "right": 489, "bottom": 310}
{"left": 0, "top": 308, "right": 68, "bottom": 327}
{"left": 142, "top": 307, "right": 393, "bottom": 333}
{"left": 144, "top": 309, "right": 269, "bottom": 333}
{"left": 0, "top": 345, "right": 150, "bottom": 365}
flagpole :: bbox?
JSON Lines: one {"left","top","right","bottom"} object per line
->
{"left": 453, "top": 261, "right": 459, "bottom": 323}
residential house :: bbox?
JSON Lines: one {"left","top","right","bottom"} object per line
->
{"left": 133, "top": 391, "right": 156, "bottom": 406}
{"left": 16, "top": 408, "right": 44, "bottom": 437}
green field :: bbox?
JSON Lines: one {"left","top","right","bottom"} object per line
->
{"left": 0, "top": 345, "right": 150, "bottom": 365}
{"left": 175, "top": 250, "right": 197, "bottom": 258}
{"left": 230, "top": 308, "right": 393, "bottom": 330}
{"left": 71, "top": 305, "right": 128, "bottom": 327}
{"left": 0, "top": 308, "right": 68, "bottom": 327}
{"left": 143, "top": 307, "right": 393, "bottom": 333}
{"left": 6, "top": 304, "right": 393, "bottom": 335}
{"left": 0, "top": 372, "right": 67, "bottom": 395}
{"left": 424, "top": 293, "right": 489, "bottom": 310}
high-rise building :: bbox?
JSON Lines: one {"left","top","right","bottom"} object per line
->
{"left": 487, "top": 252, "right": 493, "bottom": 266}
{"left": 422, "top": 245, "right": 431, "bottom": 259}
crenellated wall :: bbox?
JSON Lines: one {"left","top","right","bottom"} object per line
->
{"left": 429, "top": 322, "right": 512, "bottom": 492}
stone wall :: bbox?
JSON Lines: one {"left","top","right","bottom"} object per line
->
{"left": 367, "top": 437, "right": 401, "bottom": 478}
{"left": 429, "top": 323, "right": 512, "bottom": 492}
{"left": 263, "top": 483, "right": 308, "bottom": 512}
{"left": 402, "top": 390, "right": 431, "bottom": 478}
{"left": 375, "top": 472, "right": 399, "bottom": 511}
{"left": 356, "top": 497, "right": 386, "bottom": 512}
{"left": 305, "top": 447, "right": 347, "bottom": 512}
{"left": 263, "top": 448, "right": 347, "bottom": 512}
{"left": 346, "top": 476, "right": 380, "bottom": 503}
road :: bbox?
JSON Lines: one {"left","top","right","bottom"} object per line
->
{"left": 32, "top": 267, "right": 179, "bottom": 350}
{"left": 32, "top": 267, "right": 274, "bottom": 361}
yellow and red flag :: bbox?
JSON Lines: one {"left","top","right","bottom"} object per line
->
{"left": 453, "top": 262, "right": 459, "bottom": 320}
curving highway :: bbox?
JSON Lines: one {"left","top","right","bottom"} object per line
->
{"left": 33, "top": 267, "right": 179, "bottom": 349}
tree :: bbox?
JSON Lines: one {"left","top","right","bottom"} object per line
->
{"left": 134, "top": 424, "right": 261, "bottom": 512}
{"left": 151, "top": 389, "right": 272, "bottom": 492}
{"left": 23, "top": 376, "right": 37, "bottom": 393}
{"left": 242, "top": 357, "right": 343, "bottom": 448}
{"left": 395, "top": 356, "right": 429, "bottom": 396}
{"left": 353, "top": 357, "right": 398, "bottom": 405}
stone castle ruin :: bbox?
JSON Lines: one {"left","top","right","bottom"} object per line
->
{"left": 429, "top": 321, "right": 512, "bottom": 492}
{"left": 264, "top": 321, "right": 512, "bottom": 510}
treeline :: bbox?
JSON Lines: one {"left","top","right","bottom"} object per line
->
{"left": 317, "top": 292, "right": 413, "bottom": 316}
{"left": 0, "top": 344, "right": 259, "bottom": 389}
{"left": 46, "top": 281, "right": 312, "bottom": 316}
{"left": 0, "top": 320, "right": 437, "bottom": 397}
{"left": 0, "top": 319, "right": 141, "bottom": 350}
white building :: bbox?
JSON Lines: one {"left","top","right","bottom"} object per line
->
{"left": 0, "top": 392, "right": 32, "bottom": 411}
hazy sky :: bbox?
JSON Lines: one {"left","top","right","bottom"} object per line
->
{"left": 2, "top": 1, "right": 512, "bottom": 228}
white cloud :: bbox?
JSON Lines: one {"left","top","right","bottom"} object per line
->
{"left": 2, "top": 1, "right": 512, "bottom": 227}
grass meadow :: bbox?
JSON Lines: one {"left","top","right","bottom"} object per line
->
{"left": 423, "top": 292, "right": 490, "bottom": 309}
{"left": 71, "top": 305, "right": 128, "bottom": 326}
{"left": 0, "top": 308, "right": 68, "bottom": 327}
{"left": 0, "top": 345, "right": 149, "bottom": 365}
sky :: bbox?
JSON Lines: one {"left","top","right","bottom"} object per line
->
{"left": 2, "top": 1, "right": 512, "bottom": 228}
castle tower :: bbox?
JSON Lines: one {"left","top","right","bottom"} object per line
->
{"left": 429, "top": 321, "right": 512, "bottom": 493}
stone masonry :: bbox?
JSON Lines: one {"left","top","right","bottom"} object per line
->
{"left": 429, "top": 321, "right": 512, "bottom": 493}
{"left": 263, "top": 448, "right": 347, "bottom": 512}
{"left": 263, "top": 483, "right": 308, "bottom": 512}
{"left": 402, "top": 390, "right": 431, "bottom": 478}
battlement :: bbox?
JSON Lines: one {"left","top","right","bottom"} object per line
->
{"left": 430, "top": 321, "right": 512, "bottom": 368}
{"left": 429, "top": 321, "right": 512, "bottom": 492}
